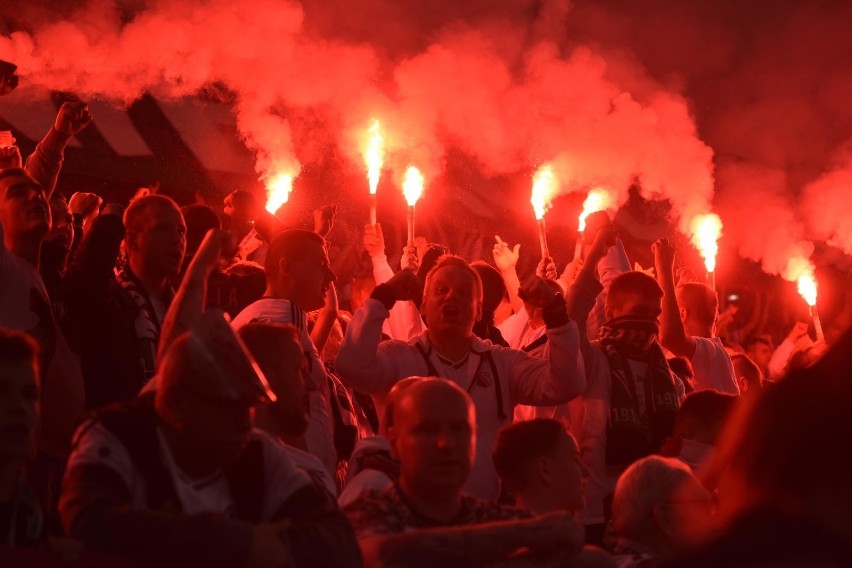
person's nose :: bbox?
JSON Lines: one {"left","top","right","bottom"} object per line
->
{"left": 435, "top": 428, "right": 455, "bottom": 451}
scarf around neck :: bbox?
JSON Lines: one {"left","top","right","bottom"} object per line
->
{"left": 597, "top": 316, "right": 679, "bottom": 466}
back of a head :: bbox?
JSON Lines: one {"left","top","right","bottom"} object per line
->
{"left": 471, "top": 261, "right": 506, "bottom": 317}
{"left": 416, "top": 243, "right": 450, "bottom": 282}
{"left": 237, "top": 322, "right": 301, "bottom": 373}
{"left": 0, "top": 326, "right": 39, "bottom": 374}
{"left": 731, "top": 353, "right": 762, "bottom": 391}
{"left": 181, "top": 204, "right": 221, "bottom": 255}
{"left": 264, "top": 229, "right": 326, "bottom": 281}
{"left": 676, "top": 282, "right": 718, "bottom": 328}
{"left": 612, "top": 455, "right": 696, "bottom": 540}
{"left": 708, "top": 327, "right": 852, "bottom": 528}
{"left": 607, "top": 271, "right": 663, "bottom": 313}
{"left": 123, "top": 194, "right": 181, "bottom": 236}
{"left": 674, "top": 389, "right": 738, "bottom": 443}
{"left": 493, "top": 418, "right": 565, "bottom": 492}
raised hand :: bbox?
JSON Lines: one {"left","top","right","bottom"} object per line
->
{"left": 536, "top": 256, "right": 558, "bottom": 280}
{"left": 0, "top": 144, "right": 21, "bottom": 169}
{"left": 518, "top": 275, "right": 559, "bottom": 308}
{"left": 54, "top": 100, "right": 93, "bottom": 136}
{"left": 385, "top": 268, "right": 421, "bottom": 302}
{"left": 492, "top": 235, "right": 520, "bottom": 273}
{"left": 313, "top": 205, "right": 336, "bottom": 237}
{"left": 363, "top": 222, "right": 386, "bottom": 258}
{"left": 400, "top": 245, "right": 420, "bottom": 272}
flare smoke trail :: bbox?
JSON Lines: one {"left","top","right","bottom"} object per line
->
{"left": 0, "top": 0, "right": 715, "bottom": 235}
{"left": 3, "top": 0, "right": 851, "bottom": 277}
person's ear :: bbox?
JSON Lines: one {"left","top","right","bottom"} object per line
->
{"left": 737, "top": 376, "right": 749, "bottom": 394}
{"left": 536, "top": 455, "right": 552, "bottom": 486}
{"left": 474, "top": 299, "right": 483, "bottom": 323}
{"left": 278, "top": 257, "right": 292, "bottom": 278}
{"left": 679, "top": 306, "right": 688, "bottom": 322}
{"left": 386, "top": 425, "right": 399, "bottom": 460}
{"left": 652, "top": 502, "right": 674, "bottom": 538}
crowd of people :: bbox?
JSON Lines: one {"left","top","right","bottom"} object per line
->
{"left": 1, "top": 101, "right": 850, "bottom": 567}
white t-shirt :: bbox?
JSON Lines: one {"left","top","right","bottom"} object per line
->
{"left": 690, "top": 337, "right": 739, "bottom": 395}
{"left": 232, "top": 298, "right": 337, "bottom": 476}
{"left": 66, "top": 421, "right": 310, "bottom": 519}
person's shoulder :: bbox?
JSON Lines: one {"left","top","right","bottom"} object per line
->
{"left": 231, "top": 297, "right": 289, "bottom": 327}
{"left": 279, "top": 443, "right": 337, "bottom": 495}
{"left": 342, "top": 485, "right": 402, "bottom": 536}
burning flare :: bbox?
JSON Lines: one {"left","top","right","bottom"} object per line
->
{"left": 797, "top": 271, "right": 818, "bottom": 307}
{"left": 578, "top": 188, "right": 612, "bottom": 231}
{"left": 402, "top": 166, "right": 425, "bottom": 206}
{"left": 786, "top": 256, "right": 818, "bottom": 306}
{"left": 364, "top": 119, "right": 384, "bottom": 195}
{"left": 264, "top": 172, "right": 293, "bottom": 214}
{"left": 531, "top": 164, "right": 558, "bottom": 220}
{"left": 690, "top": 213, "right": 723, "bottom": 273}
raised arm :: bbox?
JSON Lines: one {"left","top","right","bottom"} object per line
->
{"left": 653, "top": 238, "right": 697, "bottom": 358}
{"left": 335, "top": 270, "right": 421, "bottom": 394}
{"left": 364, "top": 223, "right": 394, "bottom": 284}
{"left": 157, "top": 229, "right": 235, "bottom": 363}
{"left": 356, "top": 512, "right": 582, "bottom": 568}
{"left": 492, "top": 235, "right": 523, "bottom": 313}
{"left": 509, "top": 277, "right": 585, "bottom": 405}
{"left": 311, "top": 283, "right": 340, "bottom": 355}
{"left": 25, "top": 100, "right": 93, "bottom": 198}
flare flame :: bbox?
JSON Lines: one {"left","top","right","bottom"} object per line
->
{"left": 264, "top": 172, "right": 293, "bottom": 214}
{"left": 578, "top": 188, "right": 612, "bottom": 231}
{"left": 690, "top": 213, "right": 723, "bottom": 273}
{"left": 402, "top": 166, "right": 425, "bottom": 206}
{"left": 530, "top": 164, "right": 557, "bottom": 220}
{"left": 364, "top": 119, "right": 384, "bottom": 196}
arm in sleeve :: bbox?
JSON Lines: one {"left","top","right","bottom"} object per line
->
{"left": 508, "top": 320, "right": 585, "bottom": 406}
{"left": 334, "top": 298, "right": 407, "bottom": 395}
{"left": 59, "top": 425, "right": 254, "bottom": 568}
{"left": 768, "top": 336, "right": 798, "bottom": 381}
{"left": 587, "top": 239, "right": 630, "bottom": 338}
{"left": 272, "top": 484, "right": 362, "bottom": 568}
{"left": 371, "top": 255, "right": 395, "bottom": 285}
{"left": 385, "top": 300, "right": 424, "bottom": 342}
{"left": 25, "top": 127, "right": 72, "bottom": 198}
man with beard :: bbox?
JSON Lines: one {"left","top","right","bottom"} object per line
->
{"left": 59, "top": 316, "right": 361, "bottom": 568}
{"left": 335, "top": 254, "right": 585, "bottom": 500}
{"left": 231, "top": 230, "right": 338, "bottom": 477}
{"left": 565, "top": 226, "right": 681, "bottom": 543}
{"left": 65, "top": 195, "right": 187, "bottom": 409}
{"left": 238, "top": 322, "right": 337, "bottom": 497}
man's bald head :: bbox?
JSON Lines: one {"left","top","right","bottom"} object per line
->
{"left": 676, "top": 282, "right": 718, "bottom": 330}
{"left": 389, "top": 378, "right": 477, "bottom": 498}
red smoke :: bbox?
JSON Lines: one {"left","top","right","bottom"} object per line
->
{"left": 2, "top": 0, "right": 850, "bottom": 279}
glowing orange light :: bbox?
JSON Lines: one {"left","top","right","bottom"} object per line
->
{"left": 690, "top": 213, "right": 723, "bottom": 273}
{"left": 264, "top": 172, "right": 293, "bottom": 214}
{"left": 531, "top": 164, "right": 558, "bottom": 220}
{"left": 786, "top": 257, "right": 817, "bottom": 307}
{"left": 363, "top": 119, "right": 384, "bottom": 196}
{"left": 402, "top": 166, "right": 424, "bottom": 206}
{"left": 578, "top": 188, "right": 612, "bottom": 231}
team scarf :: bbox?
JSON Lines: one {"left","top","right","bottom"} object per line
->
{"left": 116, "top": 266, "right": 173, "bottom": 383}
{"left": 597, "top": 315, "right": 679, "bottom": 466}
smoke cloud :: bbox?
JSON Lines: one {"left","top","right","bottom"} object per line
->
{"left": 2, "top": 0, "right": 850, "bottom": 278}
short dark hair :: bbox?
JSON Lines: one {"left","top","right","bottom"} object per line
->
{"left": 0, "top": 327, "right": 39, "bottom": 370}
{"left": 731, "top": 353, "right": 762, "bottom": 390}
{"left": 493, "top": 418, "right": 567, "bottom": 492}
{"left": 264, "top": 229, "right": 326, "bottom": 279}
{"left": 676, "top": 282, "right": 718, "bottom": 327}
{"left": 744, "top": 336, "right": 772, "bottom": 352}
{"left": 237, "top": 322, "right": 301, "bottom": 374}
{"left": 674, "top": 390, "right": 738, "bottom": 439}
{"left": 123, "top": 194, "right": 181, "bottom": 235}
{"left": 607, "top": 271, "right": 663, "bottom": 311}
{"left": 471, "top": 261, "right": 506, "bottom": 317}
